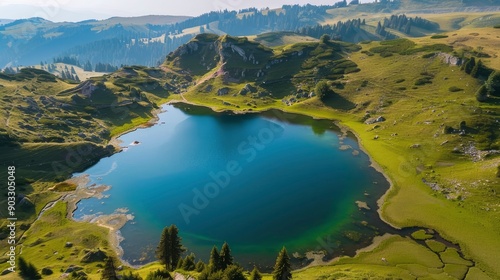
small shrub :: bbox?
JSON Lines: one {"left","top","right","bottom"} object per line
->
{"left": 415, "top": 77, "right": 433, "bottom": 86}
{"left": 397, "top": 87, "right": 407, "bottom": 91}
{"left": 380, "top": 52, "right": 393, "bottom": 58}
{"left": 422, "top": 52, "right": 436, "bottom": 58}
{"left": 395, "top": 78, "right": 405, "bottom": 83}
{"left": 443, "top": 126, "right": 454, "bottom": 134}
{"left": 431, "top": 34, "right": 449, "bottom": 39}
{"left": 449, "top": 86, "right": 463, "bottom": 92}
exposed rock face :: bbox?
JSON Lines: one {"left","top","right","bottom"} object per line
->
{"left": 217, "top": 87, "right": 230, "bottom": 96}
{"left": 204, "top": 85, "right": 213, "bottom": 92}
{"left": 178, "top": 41, "right": 200, "bottom": 56}
{"left": 438, "top": 52, "right": 463, "bottom": 66}
{"left": 81, "top": 249, "right": 107, "bottom": 263}
{"left": 365, "top": 116, "right": 386, "bottom": 124}
{"left": 239, "top": 83, "right": 257, "bottom": 95}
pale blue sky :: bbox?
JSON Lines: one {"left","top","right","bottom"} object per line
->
{"left": 0, "top": 0, "right": 373, "bottom": 22}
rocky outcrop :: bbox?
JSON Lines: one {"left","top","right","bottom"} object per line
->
{"left": 438, "top": 52, "right": 463, "bottom": 66}
{"left": 81, "top": 249, "right": 107, "bottom": 263}
{"left": 365, "top": 116, "right": 386, "bottom": 125}
{"left": 239, "top": 84, "right": 257, "bottom": 95}
{"left": 217, "top": 87, "right": 230, "bottom": 96}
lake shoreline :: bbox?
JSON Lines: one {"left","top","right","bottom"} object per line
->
{"left": 69, "top": 99, "right": 400, "bottom": 270}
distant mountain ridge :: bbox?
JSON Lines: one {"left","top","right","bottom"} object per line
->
{"left": 0, "top": 0, "right": 499, "bottom": 69}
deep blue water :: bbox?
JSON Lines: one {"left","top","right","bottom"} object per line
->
{"left": 74, "top": 104, "right": 389, "bottom": 269}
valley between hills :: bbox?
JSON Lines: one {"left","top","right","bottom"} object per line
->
{"left": 0, "top": 1, "right": 500, "bottom": 279}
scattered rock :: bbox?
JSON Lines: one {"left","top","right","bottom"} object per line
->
{"left": 339, "top": 145, "right": 352, "bottom": 151}
{"left": 217, "top": 87, "right": 230, "bottom": 96}
{"left": 410, "top": 144, "right": 421, "bottom": 149}
{"left": 365, "top": 116, "right": 385, "bottom": 125}
{"left": 356, "top": 201, "right": 371, "bottom": 210}
{"left": 65, "top": 242, "right": 73, "bottom": 248}
{"left": 41, "top": 267, "right": 53, "bottom": 275}
{"left": 81, "top": 249, "right": 107, "bottom": 263}
{"left": 64, "top": 265, "right": 83, "bottom": 273}
{"left": 204, "top": 85, "right": 213, "bottom": 93}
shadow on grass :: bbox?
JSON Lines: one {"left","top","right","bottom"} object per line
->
{"left": 322, "top": 93, "right": 356, "bottom": 111}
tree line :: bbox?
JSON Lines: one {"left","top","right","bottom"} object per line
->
{"left": 382, "top": 14, "right": 439, "bottom": 35}
{"left": 17, "top": 224, "right": 294, "bottom": 279}
{"left": 296, "top": 18, "right": 366, "bottom": 42}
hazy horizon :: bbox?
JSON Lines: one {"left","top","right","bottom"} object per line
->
{"left": 0, "top": 0, "right": 373, "bottom": 23}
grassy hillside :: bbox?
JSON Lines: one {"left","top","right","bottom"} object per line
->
{"left": 160, "top": 31, "right": 500, "bottom": 278}
{"left": 1, "top": 24, "right": 499, "bottom": 280}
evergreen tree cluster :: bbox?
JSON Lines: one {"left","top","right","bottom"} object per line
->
{"left": 198, "top": 242, "right": 247, "bottom": 280}
{"left": 155, "top": 224, "right": 186, "bottom": 271}
{"left": 217, "top": 5, "right": 335, "bottom": 36}
{"left": 381, "top": 14, "right": 439, "bottom": 35}
{"left": 60, "top": 66, "right": 80, "bottom": 81}
{"left": 296, "top": 18, "right": 365, "bottom": 41}
{"left": 15, "top": 225, "right": 293, "bottom": 280}
{"left": 94, "top": 62, "right": 119, "bottom": 73}
{"left": 375, "top": 21, "right": 397, "bottom": 39}
{"left": 53, "top": 56, "right": 81, "bottom": 67}
{"left": 2, "top": 66, "right": 19, "bottom": 74}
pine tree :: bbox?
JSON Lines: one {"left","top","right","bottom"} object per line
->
{"left": 155, "top": 225, "right": 185, "bottom": 271}
{"left": 220, "top": 242, "right": 233, "bottom": 270}
{"left": 102, "top": 257, "right": 118, "bottom": 280}
{"left": 209, "top": 246, "right": 222, "bottom": 271}
{"left": 195, "top": 260, "right": 206, "bottom": 272}
{"left": 18, "top": 257, "right": 42, "bottom": 279}
{"left": 470, "top": 59, "right": 482, "bottom": 78}
{"left": 486, "top": 71, "right": 500, "bottom": 97}
{"left": 177, "top": 257, "right": 185, "bottom": 269}
{"left": 168, "top": 224, "right": 185, "bottom": 270}
{"left": 273, "top": 247, "right": 292, "bottom": 280}
{"left": 156, "top": 226, "right": 172, "bottom": 270}
{"left": 476, "top": 85, "right": 488, "bottom": 102}
{"left": 182, "top": 253, "right": 196, "bottom": 271}
{"left": 249, "top": 266, "right": 263, "bottom": 280}
{"left": 464, "top": 57, "right": 476, "bottom": 74}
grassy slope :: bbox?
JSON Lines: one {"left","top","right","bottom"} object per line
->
{"left": 171, "top": 31, "right": 500, "bottom": 278}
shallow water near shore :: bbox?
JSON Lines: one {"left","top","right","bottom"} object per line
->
{"left": 74, "top": 103, "right": 391, "bottom": 269}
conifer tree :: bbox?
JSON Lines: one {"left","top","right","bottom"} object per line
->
{"left": 486, "top": 71, "right": 500, "bottom": 97}
{"left": 273, "top": 247, "right": 292, "bottom": 280}
{"left": 182, "top": 253, "right": 196, "bottom": 271}
{"left": 156, "top": 226, "right": 172, "bottom": 270}
{"left": 475, "top": 85, "right": 488, "bottom": 102}
{"left": 168, "top": 225, "right": 185, "bottom": 270}
{"left": 155, "top": 225, "right": 185, "bottom": 271}
{"left": 249, "top": 266, "right": 263, "bottom": 280}
{"left": 470, "top": 59, "right": 482, "bottom": 78}
{"left": 464, "top": 57, "right": 476, "bottom": 74}
{"left": 209, "top": 246, "right": 222, "bottom": 271}
{"left": 102, "top": 257, "right": 118, "bottom": 280}
{"left": 18, "top": 257, "right": 42, "bottom": 279}
{"left": 220, "top": 242, "right": 234, "bottom": 270}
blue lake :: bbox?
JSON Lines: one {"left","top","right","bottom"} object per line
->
{"left": 74, "top": 104, "right": 390, "bottom": 269}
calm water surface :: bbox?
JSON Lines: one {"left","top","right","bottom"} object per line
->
{"left": 74, "top": 104, "right": 389, "bottom": 269}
